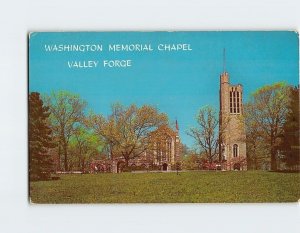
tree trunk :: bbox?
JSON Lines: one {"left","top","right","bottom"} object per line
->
{"left": 58, "top": 143, "right": 61, "bottom": 171}
{"left": 270, "top": 138, "right": 277, "bottom": 171}
{"left": 219, "top": 144, "right": 222, "bottom": 162}
{"left": 254, "top": 156, "right": 257, "bottom": 170}
{"left": 254, "top": 145, "right": 257, "bottom": 170}
{"left": 63, "top": 142, "right": 68, "bottom": 171}
{"left": 271, "top": 147, "right": 277, "bottom": 171}
{"left": 78, "top": 146, "right": 82, "bottom": 171}
{"left": 82, "top": 159, "right": 85, "bottom": 173}
{"left": 125, "top": 158, "right": 129, "bottom": 168}
{"left": 123, "top": 153, "right": 130, "bottom": 170}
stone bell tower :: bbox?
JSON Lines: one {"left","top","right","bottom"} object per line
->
{"left": 219, "top": 50, "right": 247, "bottom": 170}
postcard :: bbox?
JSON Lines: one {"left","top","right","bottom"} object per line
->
{"left": 28, "top": 31, "right": 299, "bottom": 203}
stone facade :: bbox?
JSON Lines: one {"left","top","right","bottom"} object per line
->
{"left": 219, "top": 71, "right": 247, "bottom": 170}
{"left": 150, "top": 125, "right": 181, "bottom": 171}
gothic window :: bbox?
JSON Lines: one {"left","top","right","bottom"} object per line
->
{"left": 241, "top": 91, "right": 243, "bottom": 114}
{"left": 233, "top": 91, "right": 236, "bottom": 113}
{"left": 229, "top": 87, "right": 243, "bottom": 114}
{"left": 222, "top": 145, "right": 226, "bottom": 160}
{"left": 156, "top": 142, "right": 161, "bottom": 162}
{"left": 230, "top": 91, "right": 233, "bottom": 113}
{"left": 233, "top": 144, "right": 238, "bottom": 157}
{"left": 168, "top": 140, "right": 172, "bottom": 155}
{"left": 237, "top": 91, "right": 240, "bottom": 113}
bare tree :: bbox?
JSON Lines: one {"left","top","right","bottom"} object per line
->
{"left": 187, "top": 106, "right": 224, "bottom": 163}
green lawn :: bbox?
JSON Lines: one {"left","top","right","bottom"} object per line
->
{"left": 29, "top": 171, "right": 300, "bottom": 203}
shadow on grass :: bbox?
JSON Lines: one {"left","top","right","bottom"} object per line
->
{"left": 30, "top": 176, "right": 60, "bottom": 182}
{"left": 269, "top": 170, "right": 300, "bottom": 173}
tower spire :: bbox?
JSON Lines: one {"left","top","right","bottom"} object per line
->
{"left": 223, "top": 48, "right": 226, "bottom": 73}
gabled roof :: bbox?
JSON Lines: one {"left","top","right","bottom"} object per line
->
{"left": 151, "top": 124, "right": 178, "bottom": 138}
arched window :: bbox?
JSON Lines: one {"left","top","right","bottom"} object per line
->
{"left": 233, "top": 144, "right": 238, "bottom": 157}
{"left": 237, "top": 91, "right": 240, "bottom": 113}
{"left": 167, "top": 137, "right": 172, "bottom": 161}
{"left": 230, "top": 91, "right": 233, "bottom": 113}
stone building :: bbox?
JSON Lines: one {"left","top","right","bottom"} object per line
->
{"left": 150, "top": 124, "right": 182, "bottom": 171}
{"left": 91, "top": 123, "right": 182, "bottom": 173}
{"left": 219, "top": 71, "right": 247, "bottom": 170}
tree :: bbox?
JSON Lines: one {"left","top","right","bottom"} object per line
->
{"left": 69, "top": 124, "right": 103, "bottom": 172}
{"left": 29, "top": 92, "right": 54, "bottom": 180}
{"left": 280, "top": 86, "right": 299, "bottom": 169}
{"left": 244, "top": 101, "right": 271, "bottom": 170}
{"left": 245, "top": 128, "right": 270, "bottom": 170}
{"left": 187, "top": 106, "right": 224, "bottom": 163}
{"left": 88, "top": 103, "right": 168, "bottom": 167}
{"left": 181, "top": 146, "right": 203, "bottom": 170}
{"left": 44, "top": 91, "right": 87, "bottom": 171}
{"left": 244, "top": 82, "right": 290, "bottom": 170}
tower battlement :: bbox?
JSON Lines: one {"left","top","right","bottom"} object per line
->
{"left": 220, "top": 72, "right": 229, "bottom": 84}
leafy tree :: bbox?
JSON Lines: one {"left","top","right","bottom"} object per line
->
{"left": 181, "top": 144, "right": 190, "bottom": 157}
{"left": 88, "top": 103, "right": 168, "bottom": 167}
{"left": 187, "top": 106, "right": 226, "bottom": 163}
{"left": 244, "top": 82, "right": 290, "bottom": 170}
{"left": 69, "top": 124, "right": 103, "bottom": 172}
{"left": 245, "top": 130, "right": 270, "bottom": 170}
{"left": 280, "top": 86, "right": 299, "bottom": 169}
{"left": 29, "top": 92, "right": 54, "bottom": 180}
{"left": 244, "top": 101, "right": 271, "bottom": 170}
{"left": 44, "top": 91, "right": 87, "bottom": 171}
{"left": 182, "top": 154, "right": 199, "bottom": 170}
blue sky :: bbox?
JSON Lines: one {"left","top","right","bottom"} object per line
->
{"left": 29, "top": 31, "right": 299, "bottom": 147}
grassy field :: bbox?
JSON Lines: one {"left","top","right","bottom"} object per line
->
{"left": 29, "top": 171, "right": 300, "bottom": 203}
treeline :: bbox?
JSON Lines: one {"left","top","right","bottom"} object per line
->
{"left": 29, "top": 91, "right": 168, "bottom": 180}
{"left": 29, "top": 82, "right": 299, "bottom": 180}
